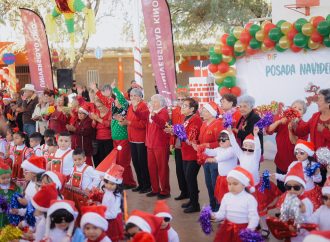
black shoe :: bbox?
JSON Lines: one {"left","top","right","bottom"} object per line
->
{"left": 132, "top": 186, "right": 142, "bottom": 192}
{"left": 123, "top": 185, "right": 136, "bottom": 190}
{"left": 158, "top": 194, "right": 171, "bottom": 200}
{"left": 146, "top": 192, "right": 158, "bottom": 197}
{"left": 184, "top": 204, "right": 201, "bottom": 213}
{"left": 139, "top": 187, "right": 152, "bottom": 194}
{"left": 181, "top": 201, "right": 191, "bottom": 208}
{"left": 174, "top": 194, "right": 189, "bottom": 200}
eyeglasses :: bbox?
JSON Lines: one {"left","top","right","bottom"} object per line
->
{"left": 242, "top": 148, "right": 254, "bottom": 153}
{"left": 164, "top": 217, "right": 171, "bottom": 222}
{"left": 218, "top": 138, "right": 229, "bottom": 143}
{"left": 322, "top": 195, "right": 330, "bottom": 201}
{"left": 285, "top": 184, "right": 302, "bottom": 191}
{"left": 294, "top": 151, "right": 306, "bottom": 156}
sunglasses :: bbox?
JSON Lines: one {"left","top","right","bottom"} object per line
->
{"left": 242, "top": 148, "right": 254, "bottom": 153}
{"left": 294, "top": 151, "right": 306, "bottom": 156}
{"left": 285, "top": 184, "right": 302, "bottom": 191}
{"left": 52, "top": 216, "right": 72, "bottom": 224}
{"left": 218, "top": 138, "right": 229, "bottom": 143}
{"left": 322, "top": 195, "right": 330, "bottom": 201}
{"left": 164, "top": 217, "right": 171, "bottom": 222}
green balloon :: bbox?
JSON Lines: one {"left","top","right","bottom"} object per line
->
{"left": 210, "top": 54, "right": 222, "bottom": 64}
{"left": 217, "top": 83, "right": 224, "bottom": 89}
{"left": 209, "top": 47, "right": 215, "bottom": 56}
{"left": 326, "top": 14, "right": 330, "bottom": 23}
{"left": 323, "top": 37, "right": 330, "bottom": 47}
{"left": 226, "top": 35, "right": 237, "bottom": 47}
{"left": 249, "top": 24, "right": 260, "bottom": 37}
{"left": 228, "top": 57, "right": 236, "bottom": 66}
{"left": 249, "top": 38, "right": 261, "bottom": 49}
{"left": 275, "top": 43, "right": 286, "bottom": 52}
{"left": 317, "top": 21, "right": 330, "bottom": 36}
{"left": 276, "top": 20, "right": 286, "bottom": 28}
{"left": 293, "top": 33, "right": 308, "bottom": 47}
{"left": 269, "top": 28, "right": 282, "bottom": 42}
{"left": 234, "top": 51, "right": 245, "bottom": 57}
{"left": 223, "top": 76, "right": 236, "bottom": 88}
{"left": 294, "top": 18, "right": 308, "bottom": 32}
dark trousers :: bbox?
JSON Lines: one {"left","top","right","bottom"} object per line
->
{"left": 174, "top": 149, "right": 188, "bottom": 196}
{"left": 94, "top": 139, "right": 113, "bottom": 167}
{"left": 183, "top": 160, "right": 201, "bottom": 207}
{"left": 203, "top": 163, "right": 219, "bottom": 211}
{"left": 130, "top": 142, "right": 151, "bottom": 189}
{"left": 276, "top": 167, "right": 286, "bottom": 192}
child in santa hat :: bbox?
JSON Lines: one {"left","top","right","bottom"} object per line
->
{"left": 204, "top": 130, "right": 238, "bottom": 205}
{"left": 126, "top": 210, "right": 163, "bottom": 240}
{"left": 42, "top": 200, "right": 78, "bottom": 242}
{"left": 153, "top": 200, "right": 179, "bottom": 242}
{"left": 0, "top": 161, "right": 21, "bottom": 227}
{"left": 309, "top": 176, "right": 330, "bottom": 231}
{"left": 101, "top": 163, "right": 124, "bottom": 242}
{"left": 211, "top": 166, "right": 259, "bottom": 242}
{"left": 275, "top": 139, "right": 322, "bottom": 210}
{"left": 80, "top": 205, "right": 111, "bottom": 242}
{"left": 42, "top": 171, "right": 67, "bottom": 199}
{"left": 10, "top": 156, "right": 46, "bottom": 217}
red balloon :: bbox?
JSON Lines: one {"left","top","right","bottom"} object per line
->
{"left": 246, "top": 46, "right": 259, "bottom": 56}
{"left": 218, "top": 62, "right": 230, "bottom": 73}
{"left": 310, "top": 31, "right": 324, "bottom": 43}
{"left": 239, "top": 30, "right": 252, "bottom": 45}
{"left": 287, "top": 28, "right": 298, "bottom": 41}
{"left": 222, "top": 45, "right": 234, "bottom": 56}
{"left": 221, "top": 33, "right": 229, "bottom": 45}
{"left": 264, "top": 23, "right": 276, "bottom": 34}
{"left": 312, "top": 16, "right": 325, "bottom": 28}
{"left": 290, "top": 44, "right": 302, "bottom": 53}
{"left": 208, "top": 64, "right": 218, "bottom": 73}
{"left": 264, "top": 37, "right": 276, "bottom": 48}
{"left": 245, "top": 22, "right": 253, "bottom": 31}
{"left": 219, "top": 87, "right": 231, "bottom": 96}
{"left": 230, "top": 86, "right": 241, "bottom": 97}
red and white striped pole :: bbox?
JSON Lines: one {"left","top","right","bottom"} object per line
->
{"left": 132, "top": 0, "right": 143, "bottom": 87}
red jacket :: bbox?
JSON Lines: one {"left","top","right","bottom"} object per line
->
{"left": 170, "top": 107, "right": 185, "bottom": 146}
{"left": 181, "top": 114, "right": 203, "bottom": 161}
{"left": 199, "top": 119, "right": 224, "bottom": 148}
{"left": 72, "top": 117, "right": 95, "bottom": 156}
{"left": 294, "top": 112, "right": 330, "bottom": 149}
{"left": 127, "top": 102, "right": 149, "bottom": 143}
{"left": 92, "top": 110, "right": 112, "bottom": 140}
{"left": 145, "top": 108, "right": 170, "bottom": 149}
{"left": 47, "top": 108, "right": 68, "bottom": 134}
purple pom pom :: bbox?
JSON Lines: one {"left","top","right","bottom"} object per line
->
{"left": 259, "top": 170, "right": 271, "bottom": 193}
{"left": 223, "top": 112, "right": 233, "bottom": 128}
{"left": 239, "top": 228, "right": 264, "bottom": 242}
{"left": 199, "top": 205, "right": 212, "bottom": 235}
{"left": 173, "top": 124, "right": 187, "bottom": 142}
{"left": 256, "top": 112, "right": 273, "bottom": 130}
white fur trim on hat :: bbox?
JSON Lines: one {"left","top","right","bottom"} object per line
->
{"left": 126, "top": 215, "right": 151, "bottom": 233}
{"left": 322, "top": 187, "right": 330, "bottom": 195}
{"left": 220, "top": 130, "right": 229, "bottom": 135}
{"left": 227, "top": 169, "right": 250, "bottom": 187}
{"left": 285, "top": 175, "right": 306, "bottom": 189}
{"left": 303, "top": 234, "right": 330, "bottom": 242}
{"left": 31, "top": 199, "right": 48, "bottom": 212}
{"left": 243, "top": 139, "right": 255, "bottom": 144}
{"left": 21, "top": 160, "right": 45, "bottom": 173}
{"left": 295, "top": 144, "right": 314, "bottom": 156}
{"left": 47, "top": 201, "right": 76, "bottom": 218}
{"left": 104, "top": 174, "right": 123, "bottom": 185}
{"left": 156, "top": 212, "right": 172, "bottom": 221}
{"left": 78, "top": 107, "right": 89, "bottom": 115}
{"left": 44, "top": 171, "right": 61, "bottom": 189}
{"left": 203, "top": 103, "right": 217, "bottom": 117}
{"left": 80, "top": 212, "right": 108, "bottom": 231}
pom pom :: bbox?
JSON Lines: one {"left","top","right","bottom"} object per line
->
{"left": 316, "top": 147, "right": 330, "bottom": 166}
{"left": 223, "top": 112, "right": 233, "bottom": 128}
{"left": 239, "top": 228, "right": 264, "bottom": 242}
{"left": 249, "top": 187, "right": 255, "bottom": 193}
{"left": 0, "top": 225, "right": 23, "bottom": 241}
{"left": 0, "top": 195, "right": 9, "bottom": 213}
{"left": 25, "top": 202, "right": 36, "bottom": 227}
{"left": 259, "top": 170, "right": 271, "bottom": 193}
{"left": 8, "top": 192, "right": 25, "bottom": 226}
{"left": 199, "top": 205, "right": 212, "bottom": 235}
{"left": 283, "top": 108, "right": 301, "bottom": 121}
{"left": 197, "top": 145, "right": 209, "bottom": 165}
{"left": 117, "top": 145, "right": 122, "bottom": 151}
{"left": 173, "top": 124, "right": 187, "bottom": 142}
{"left": 47, "top": 106, "right": 55, "bottom": 114}
{"left": 280, "top": 193, "right": 305, "bottom": 225}
{"left": 88, "top": 188, "right": 104, "bottom": 204}
{"left": 304, "top": 162, "right": 320, "bottom": 177}
{"left": 255, "top": 112, "right": 274, "bottom": 130}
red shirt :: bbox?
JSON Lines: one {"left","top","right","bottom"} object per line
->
{"left": 48, "top": 108, "right": 68, "bottom": 134}
{"left": 127, "top": 102, "right": 149, "bottom": 143}
{"left": 295, "top": 112, "right": 330, "bottom": 149}
{"left": 93, "top": 110, "right": 112, "bottom": 140}
{"left": 181, "top": 113, "right": 203, "bottom": 161}
{"left": 199, "top": 119, "right": 224, "bottom": 148}
{"left": 145, "top": 108, "right": 170, "bottom": 149}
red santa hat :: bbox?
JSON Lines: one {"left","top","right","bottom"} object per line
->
{"left": 0, "top": 161, "right": 11, "bottom": 175}
{"left": 227, "top": 166, "right": 255, "bottom": 192}
{"left": 126, "top": 210, "right": 163, "bottom": 235}
{"left": 203, "top": 101, "right": 220, "bottom": 117}
{"left": 78, "top": 102, "right": 92, "bottom": 115}
{"left": 96, "top": 145, "right": 122, "bottom": 173}
{"left": 21, "top": 156, "right": 46, "bottom": 173}
{"left": 303, "top": 230, "right": 330, "bottom": 242}
{"left": 104, "top": 163, "right": 124, "bottom": 184}
{"left": 294, "top": 139, "right": 315, "bottom": 156}
{"left": 31, "top": 183, "right": 58, "bottom": 212}
{"left": 80, "top": 205, "right": 108, "bottom": 231}
{"left": 3, "top": 94, "right": 11, "bottom": 101}
{"left": 322, "top": 176, "right": 330, "bottom": 195}
{"left": 285, "top": 162, "right": 306, "bottom": 189}
{"left": 243, "top": 134, "right": 255, "bottom": 144}
{"left": 153, "top": 200, "right": 172, "bottom": 221}
{"left": 43, "top": 171, "right": 67, "bottom": 190}
{"left": 132, "top": 232, "right": 156, "bottom": 242}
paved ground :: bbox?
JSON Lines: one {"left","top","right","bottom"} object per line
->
{"left": 126, "top": 157, "right": 281, "bottom": 242}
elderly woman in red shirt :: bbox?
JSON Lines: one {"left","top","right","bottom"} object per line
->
{"left": 145, "top": 94, "right": 170, "bottom": 199}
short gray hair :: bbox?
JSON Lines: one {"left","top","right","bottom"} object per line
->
{"left": 101, "top": 84, "right": 112, "bottom": 92}
{"left": 151, "top": 94, "right": 167, "bottom": 108}
{"left": 130, "top": 88, "right": 143, "bottom": 98}
{"left": 238, "top": 95, "right": 255, "bottom": 108}
{"left": 292, "top": 99, "right": 307, "bottom": 114}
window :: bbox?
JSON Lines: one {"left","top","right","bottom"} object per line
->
{"left": 87, "top": 70, "right": 100, "bottom": 86}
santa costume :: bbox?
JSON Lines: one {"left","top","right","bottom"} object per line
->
{"left": 213, "top": 166, "right": 259, "bottom": 242}
{"left": 276, "top": 140, "right": 322, "bottom": 211}
{"left": 80, "top": 205, "right": 112, "bottom": 242}
{"left": 153, "top": 200, "right": 179, "bottom": 242}
{"left": 102, "top": 163, "right": 125, "bottom": 241}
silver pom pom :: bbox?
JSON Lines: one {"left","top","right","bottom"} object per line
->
{"left": 280, "top": 193, "right": 305, "bottom": 225}
{"left": 316, "top": 147, "right": 330, "bottom": 166}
